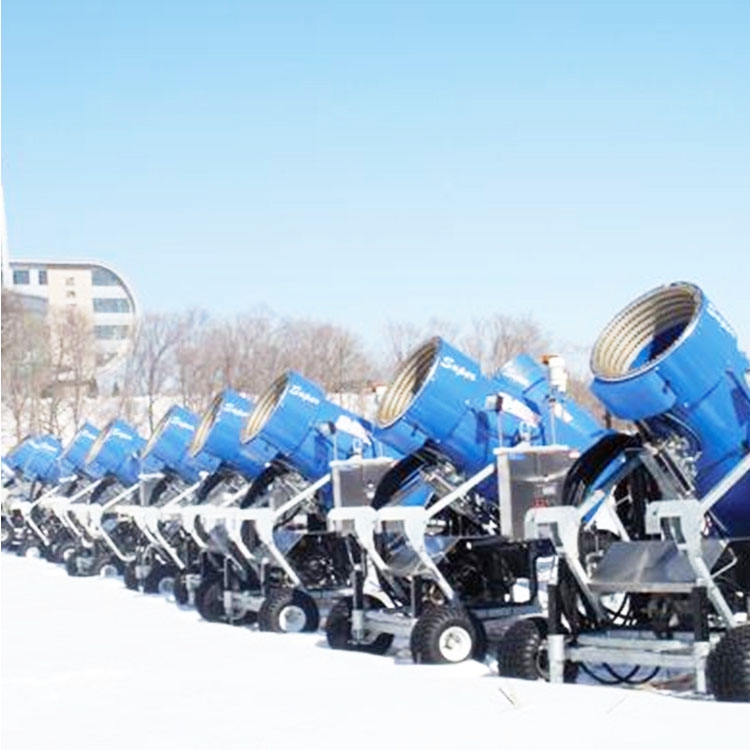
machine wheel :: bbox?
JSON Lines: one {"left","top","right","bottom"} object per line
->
{"left": 496, "top": 618, "right": 578, "bottom": 682}
{"left": 258, "top": 588, "right": 320, "bottom": 633}
{"left": 410, "top": 605, "right": 478, "bottom": 664}
{"left": 195, "top": 579, "right": 226, "bottom": 622}
{"left": 707, "top": 624, "right": 750, "bottom": 702}
{"left": 65, "top": 552, "right": 82, "bottom": 576}
{"left": 1, "top": 518, "right": 13, "bottom": 548}
{"left": 52, "top": 540, "right": 78, "bottom": 564}
{"left": 123, "top": 561, "right": 139, "bottom": 591}
{"left": 18, "top": 538, "right": 45, "bottom": 559}
{"left": 325, "top": 596, "right": 394, "bottom": 655}
{"left": 93, "top": 556, "right": 121, "bottom": 578}
{"left": 173, "top": 573, "right": 190, "bottom": 606}
{"left": 143, "top": 563, "right": 178, "bottom": 597}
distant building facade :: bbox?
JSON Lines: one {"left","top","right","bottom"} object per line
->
{"left": 7, "top": 260, "right": 137, "bottom": 373}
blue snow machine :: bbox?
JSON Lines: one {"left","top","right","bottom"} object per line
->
{"left": 189, "top": 373, "right": 396, "bottom": 632}
{"left": 1, "top": 433, "right": 67, "bottom": 555}
{"left": 62, "top": 419, "right": 164, "bottom": 577}
{"left": 177, "top": 388, "right": 281, "bottom": 610}
{"left": 325, "top": 337, "right": 607, "bottom": 663}
{"left": 118, "top": 404, "right": 220, "bottom": 597}
{"left": 508, "top": 281, "right": 750, "bottom": 702}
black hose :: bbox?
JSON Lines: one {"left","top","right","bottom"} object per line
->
{"left": 580, "top": 662, "right": 660, "bottom": 685}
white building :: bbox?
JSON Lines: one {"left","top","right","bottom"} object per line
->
{"left": 6, "top": 260, "right": 137, "bottom": 374}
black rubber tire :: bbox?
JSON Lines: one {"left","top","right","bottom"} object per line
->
{"left": 410, "top": 605, "right": 478, "bottom": 665}
{"left": 194, "top": 579, "right": 257, "bottom": 625}
{"left": 468, "top": 611, "right": 488, "bottom": 662}
{"left": 707, "top": 624, "right": 750, "bottom": 702}
{"left": 92, "top": 555, "right": 121, "bottom": 577}
{"left": 496, "top": 618, "right": 578, "bottom": 682}
{"left": 65, "top": 553, "right": 83, "bottom": 576}
{"left": 123, "top": 561, "right": 139, "bottom": 590}
{"left": 325, "top": 596, "right": 394, "bottom": 655}
{"left": 258, "top": 588, "right": 320, "bottom": 633}
{"left": 17, "top": 538, "right": 44, "bottom": 559}
{"left": 143, "top": 563, "right": 177, "bottom": 595}
{"left": 173, "top": 573, "right": 190, "bottom": 606}
{"left": 1, "top": 518, "right": 13, "bottom": 548}
{"left": 52, "top": 540, "right": 78, "bottom": 565}
{"left": 195, "top": 579, "right": 226, "bottom": 622}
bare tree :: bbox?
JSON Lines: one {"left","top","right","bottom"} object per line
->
{"left": 173, "top": 309, "right": 214, "bottom": 414}
{"left": 230, "top": 310, "right": 285, "bottom": 393}
{"left": 462, "top": 313, "right": 550, "bottom": 374}
{"left": 1, "top": 290, "right": 53, "bottom": 441}
{"left": 126, "top": 311, "right": 200, "bottom": 431}
{"left": 383, "top": 317, "right": 461, "bottom": 374}
{"left": 48, "top": 306, "right": 97, "bottom": 431}
{"left": 276, "top": 318, "right": 374, "bottom": 393}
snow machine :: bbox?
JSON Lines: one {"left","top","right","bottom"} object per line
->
{"left": 325, "top": 337, "right": 607, "bottom": 663}
{"left": 2, "top": 428, "right": 108, "bottom": 561}
{"left": 61, "top": 419, "right": 164, "bottom": 577}
{"left": 190, "top": 373, "right": 394, "bottom": 632}
{"left": 513, "top": 282, "right": 750, "bottom": 702}
{"left": 115, "top": 405, "right": 220, "bottom": 597}
{"left": 2, "top": 433, "right": 66, "bottom": 555}
{"left": 173, "top": 389, "right": 275, "bottom": 608}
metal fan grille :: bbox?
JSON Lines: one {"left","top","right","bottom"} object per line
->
{"left": 591, "top": 283, "right": 701, "bottom": 379}
{"left": 377, "top": 338, "right": 440, "bottom": 427}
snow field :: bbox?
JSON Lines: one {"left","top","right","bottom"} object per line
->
{"left": 2, "top": 555, "right": 747, "bottom": 750}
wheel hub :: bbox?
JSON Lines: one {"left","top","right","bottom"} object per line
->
{"left": 438, "top": 626, "right": 473, "bottom": 663}
{"left": 99, "top": 563, "right": 119, "bottom": 578}
{"left": 279, "top": 605, "right": 307, "bottom": 633}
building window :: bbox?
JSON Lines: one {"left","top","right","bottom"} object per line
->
{"left": 93, "top": 297, "right": 131, "bottom": 313}
{"left": 38, "top": 269, "right": 48, "bottom": 285}
{"left": 66, "top": 290, "right": 77, "bottom": 299}
{"left": 66, "top": 276, "right": 76, "bottom": 286}
{"left": 94, "top": 325, "right": 130, "bottom": 340}
{"left": 91, "top": 268, "right": 120, "bottom": 286}
{"left": 12, "top": 269, "right": 30, "bottom": 285}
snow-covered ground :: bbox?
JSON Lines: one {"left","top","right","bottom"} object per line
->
{"left": 2, "top": 555, "right": 747, "bottom": 750}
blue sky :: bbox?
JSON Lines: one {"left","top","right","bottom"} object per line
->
{"left": 4, "top": 0, "right": 749, "bottom": 370}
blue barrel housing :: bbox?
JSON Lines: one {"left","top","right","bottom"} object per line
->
{"left": 3, "top": 436, "right": 39, "bottom": 472}
{"left": 141, "top": 405, "right": 220, "bottom": 483}
{"left": 11, "top": 435, "right": 64, "bottom": 485}
{"left": 375, "top": 338, "right": 606, "bottom": 484}
{"left": 189, "top": 389, "right": 277, "bottom": 478}
{"left": 86, "top": 419, "right": 162, "bottom": 487}
{"left": 590, "top": 282, "right": 750, "bottom": 537}
{"left": 242, "top": 372, "right": 393, "bottom": 483}
{"left": 498, "top": 353, "right": 607, "bottom": 448}
{"left": 59, "top": 423, "right": 101, "bottom": 478}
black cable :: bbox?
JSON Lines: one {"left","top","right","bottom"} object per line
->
{"left": 580, "top": 662, "right": 660, "bottom": 685}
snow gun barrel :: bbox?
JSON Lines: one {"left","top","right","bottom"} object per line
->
{"left": 141, "top": 405, "right": 219, "bottom": 484}
{"left": 59, "top": 423, "right": 100, "bottom": 476}
{"left": 188, "top": 389, "right": 275, "bottom": 478}
{"left": 3, "top": 436, "right": 40, "bottom": 472}
{"left": 86, "top": 419, "right": 160, "bottom": 487}
{"left": 591, "top": 281, "right": 750, "bottom": 536}
{"left": 11, "top": 435, "right": 63, "bottom": 485}
{"left": 242, "top": 371, "right": 386, "bottom": 480}
{"left": 375, "top": 337, "right": 606, "bottom": 481}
